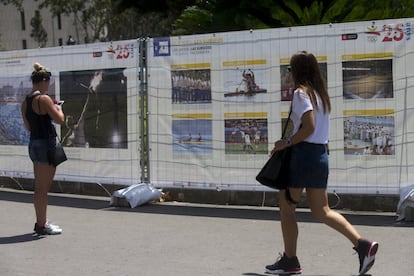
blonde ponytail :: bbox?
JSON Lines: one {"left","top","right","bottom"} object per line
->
{"left": 31, "top": 62, "right": 51, "bottom": 83}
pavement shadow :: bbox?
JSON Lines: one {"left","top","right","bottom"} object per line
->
{"left": 2, "top": 189, "right": 413, "bottom": 228}
{"left": 242, "top": 273, "right": 347, "bottom": 276}
{"left": 106, "top": 202, "right": 412, "bottom": 228}
{"left": 0, "top": 233, "right": 45, "bottom": 244}
{"left": 0, "top": 189, "right": 109, "bottom": 210}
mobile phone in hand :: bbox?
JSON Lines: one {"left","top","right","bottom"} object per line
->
{"left": 57, "top": 100, "right": 64, "bottom": 106}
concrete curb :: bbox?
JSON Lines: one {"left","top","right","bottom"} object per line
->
{"left": 0, "top": 177, "right": 399, "bottom": 212}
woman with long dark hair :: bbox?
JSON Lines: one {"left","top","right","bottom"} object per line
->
{"left": 266, "top": 51, "right": 378, "bottom": 275}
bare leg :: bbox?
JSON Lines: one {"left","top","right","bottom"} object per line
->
{"left": 33, "top": 162, "right": 56, "bottom": 226}
{"left": 306, "top": 188, "right": 361, "bottom": 247}
{"left": 279, "top": 188, "right": 303, "bottom": 257}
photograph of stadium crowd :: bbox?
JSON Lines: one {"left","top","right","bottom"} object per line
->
{"left": 0, "top": 75, "right": 55, "bottom": 145}
{"left": 224, "top": 118, "right": 268, "bottom": 154}
{"left": 344, "top": 115, "right": 395, "bottom": 155}
{"left": 171, "top": 69, "right": 211, "bottom": 104}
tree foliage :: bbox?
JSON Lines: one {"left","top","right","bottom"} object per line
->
{"left": 341, "top": 0, "right": 414, "bottom": 22}
{"left": 3, "top": 0, "right": 414, "bottom": 48}
{"left": 0, "top": 0, "right": 23, "bottom": 11}
{"left": 30, "top": 10, "right": 48, "bottom": 47}
{"left": 39, "top": 0, "right": 115, "bottom": 43}
{"left": 170, "top": 0, "right": 414, "bottom": 35}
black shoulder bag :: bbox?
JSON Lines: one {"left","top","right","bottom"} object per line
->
{"left": 256, "top": 108, "right": 292, "bottom": 190}
{"left": 47, "top": 136, "right": 67, "bottom": 167}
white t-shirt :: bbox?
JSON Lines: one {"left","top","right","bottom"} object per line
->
{"left": 291, "top": 88, "right": 330, "bottom": 144}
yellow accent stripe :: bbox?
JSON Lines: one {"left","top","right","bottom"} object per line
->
{"left": 172, "top": 113, "right": 212, "bottom": 119}
{"left": 171, "top": 63, "right": 211, "bottom": 70}
{"left": 224, "top": 112, "right": 267, "bottom": 119}
{"left": 281, "top": 111, "right": 290, "bottom": 117}
{"left": 280, "top": 56, "right": 327, "bottom": 64}
{"left": 343, "top": 109, "right": 394, "bottom": 116}
{"left": 222, "top": 59, "right": 267, "bottom": 67}
{"left": 342, "top": 52, "right": 393, "bottom": 60}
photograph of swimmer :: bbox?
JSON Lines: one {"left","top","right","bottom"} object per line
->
{"left": 172, "top": 118, "right": 212, "bottom": 155}
{"left": 342, "top": 59, "right": 393, "bottom": 99}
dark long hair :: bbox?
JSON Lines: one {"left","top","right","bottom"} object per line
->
{"left": 290, "top": 51, "right": 331, "bottom": 113}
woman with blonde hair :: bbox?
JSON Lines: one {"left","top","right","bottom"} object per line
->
{"left": 21, "top": 62, "right": 65, "bottom": 235}
{"left": 266, "top": 51, "right": 378, "bottom": 275}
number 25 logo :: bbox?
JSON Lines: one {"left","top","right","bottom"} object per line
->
{"left": 115, "top": 44, "right": 130, "bottom": 59}
{"left": 382, "top": 23, "right": 404, "bottom": 42}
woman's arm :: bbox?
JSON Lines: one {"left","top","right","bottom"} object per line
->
{"left": 40, "top": 95, "right": 65, "bottom": 125}
{"left": 21, "top": 100, "right": 30, "bottom": 131}
{"left": 271, "top": 110, "right": 315, "bottom": 154}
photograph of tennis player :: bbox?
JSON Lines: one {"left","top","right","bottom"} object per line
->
{"left": 342, "top": 59, "right": 393, "bottom": 99}
{"left": 224, "top": 118, "right": 268, "bottom": 154}
{"left": 59, "top": 68, "right": 127, "bottom": 149}
{"left": 171, "top": 69, "right": 211, "bottom": 104}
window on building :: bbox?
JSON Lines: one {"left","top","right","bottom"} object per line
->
{"left": 22, "top": 39, "right": 27, "bottom": 49}
{"left": 57, "top": 13, "right": 62, "bottom": 30}
{"left": 20, "top": 11, "right": 26, "bottom": 30}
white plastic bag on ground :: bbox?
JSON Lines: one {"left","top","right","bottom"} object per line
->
{"left": 396, "top": 184, "right": 414, "bottom": 221}
{"left": 110, "top": 183, "right": 163, "bottom": 208}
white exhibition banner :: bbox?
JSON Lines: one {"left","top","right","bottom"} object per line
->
{"left": 0, "top": 40, "right": 141, "bottom": 185}
{"left": 147, "top": 18, "right": 414, "bottom": 194}
{"left": 1, "top": 18, "right": 414, "bottom": 195}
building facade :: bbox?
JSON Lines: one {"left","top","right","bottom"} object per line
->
{"left": 0, "top": 1, "right": 86, "bottom": 50}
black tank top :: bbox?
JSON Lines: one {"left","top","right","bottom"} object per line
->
{"left": 25, "top": 93, "right": 57, "bottom": 140}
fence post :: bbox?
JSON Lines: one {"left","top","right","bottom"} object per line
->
{"left": 138, "top": 38, "right": 150, "bottom": 183}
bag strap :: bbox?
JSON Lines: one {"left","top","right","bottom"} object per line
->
{"left": 281, "top": 103, "right": 293, "bottom": 139}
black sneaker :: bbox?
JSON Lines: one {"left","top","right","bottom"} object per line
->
{"left": 354, "top": 239, "right": 378, "bottom": 275}
{"left": 265, "top": 253, "right": 302, "bottom": 275}
{"left": 34, "top": 222, "right": 62, "bottom": 235}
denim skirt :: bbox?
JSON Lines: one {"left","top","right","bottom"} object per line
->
{"left": 288, "top": 142, "right": 329, "bottom": 189}
{"left": 29, "top": 138, "right": 56, "bottom": 164}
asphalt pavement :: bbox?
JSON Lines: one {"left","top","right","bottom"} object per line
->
{"left": 0, "top": 187, "right": 413, "bottom": 276}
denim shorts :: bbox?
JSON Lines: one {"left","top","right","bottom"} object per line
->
{"left": 29, "top": 138, "right": 55, "bottom": 164}
{"left": 288, "top": 142, "right": 329, "bottom": 189}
